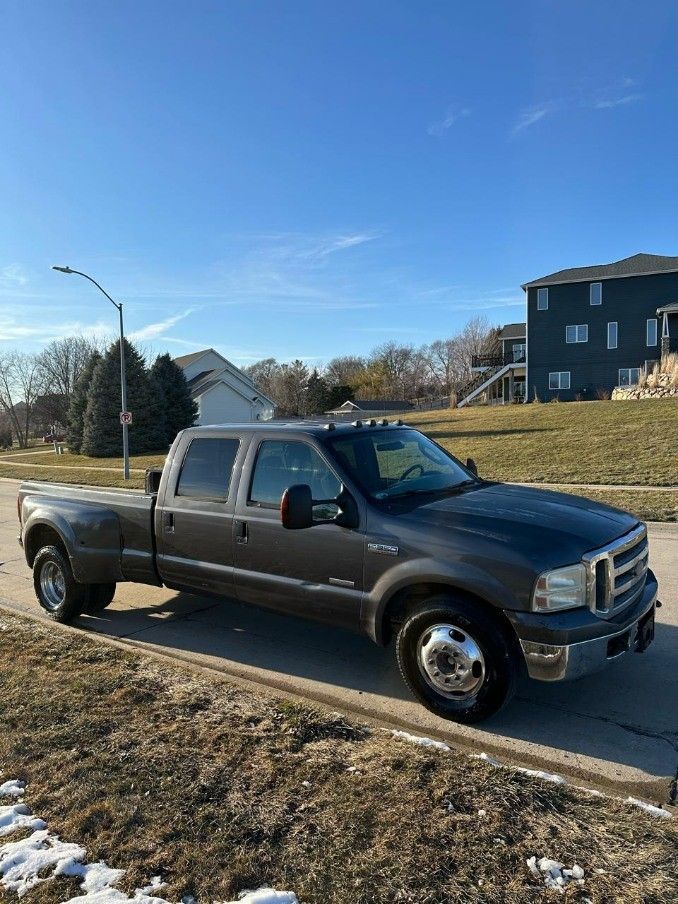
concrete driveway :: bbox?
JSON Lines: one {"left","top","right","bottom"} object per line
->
{"left": 1, "top": 477, "right": 676, "bottom": 802}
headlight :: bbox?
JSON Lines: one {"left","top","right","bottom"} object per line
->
{"left": 532, "top": 563, "right": 587, "bottom": 612}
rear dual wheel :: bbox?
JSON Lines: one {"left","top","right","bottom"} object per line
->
{"left": 396, "top": 595, "right": 518, "bottom": 724}
{"left": 33, "top": 545, "right": 116, "bottom": 622}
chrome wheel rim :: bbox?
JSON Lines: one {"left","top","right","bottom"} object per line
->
{"left": 417, "top": 623, "right": 486, "bottom": 699}
{"left": 40, "top": 561, "right": 66, "bottom": 611}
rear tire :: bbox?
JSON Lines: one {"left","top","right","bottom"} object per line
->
{"left": 33, "top": 545, "right": 87, "bottom": 623}
{"left": 396, "top": 594, "right": 517, "bottom": 724}
{"left": 85, "top": 583, "right": 116, "bottom": 614}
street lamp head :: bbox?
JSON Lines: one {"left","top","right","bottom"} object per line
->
{"left": 51, "top": 265, "right": 73, "bottom": 274}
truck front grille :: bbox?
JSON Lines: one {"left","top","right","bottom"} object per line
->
{"left": 584, "top": 525, "right": 649, "bottom": 619}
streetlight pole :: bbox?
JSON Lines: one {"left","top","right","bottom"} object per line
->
{"left": 52, "top": 266, "right": 130, "bottom": 480}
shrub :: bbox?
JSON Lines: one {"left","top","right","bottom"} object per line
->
{"left": 596, "top": 387, "right": 611, "bottom": 400}
{"left": 662, "top": 351, "right": 678, "bottom": 387}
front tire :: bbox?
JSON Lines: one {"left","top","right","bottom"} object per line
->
{"left": 33, "top": 545, "right": 87, "bottom": 623}
{"left": 396, "top": 595, "right": 517, "bottom": 724}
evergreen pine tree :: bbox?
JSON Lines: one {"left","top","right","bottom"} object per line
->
{"left": 82, "top": 339, "right": 165, "bottom": 457}
{"left": 66, "top": 350, "right": 102, "bottom": 454}
{"left": 149, "top": 353, "right": 198, "bottom": 446}
{"left": 306, "top": 369, "right": 331, "bottom": 415}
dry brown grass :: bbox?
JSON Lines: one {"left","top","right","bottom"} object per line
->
{"left": 0, "top": 611, "right": 675, "bottom": 904}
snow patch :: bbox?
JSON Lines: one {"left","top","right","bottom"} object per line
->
{"left": 526, "top": 856, "right": 585, "bottom": 892}
{"left": 0, "top": 782, "right": 25, "bottom": 799}
{"left": 389, "top": 730, "right": 451, "bottom": 751}
{"left": 0, "top": 781, "right": 299, "bottom": 904}
{"left": 0, "top": 804, "right": 46, "bottom": 838}
{"left": 626, "top": 796, "right": 671, "bottom": 818}
{"left": 225, "top": 891, "right": 298, "bottom": 904}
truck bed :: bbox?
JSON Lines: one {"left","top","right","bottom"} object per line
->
{"left": 19, "top": 481, "right": 160, "bottom": 586}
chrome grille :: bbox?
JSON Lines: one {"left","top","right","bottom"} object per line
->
{"left": 583, "top": 524, "right": 649, "bottom": 618}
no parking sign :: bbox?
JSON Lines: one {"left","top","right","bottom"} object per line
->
{"left": 119, "top": 411, "right": 133, "bottom": 425}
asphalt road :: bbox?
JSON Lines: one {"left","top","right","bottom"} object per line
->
{"left": 1, "top": 477, "right": 676, "bottom": 802}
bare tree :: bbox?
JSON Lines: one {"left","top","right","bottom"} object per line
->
{"left": 454, "top": 316, "right": 500, "bottom": 377}
{"left": 36, "top": 335, "right": 99, "bottom": 426}
{"left": 370, "top": 342, "right": 417, "bottom": 399}
{"left": 0, "top": 352, "right": 44, "bottom": 447}
{"left": 244, "top": 357, "right": 280, "bottom": 404}
{"left": 323, "top": 355, "right": 366, "bottom": 388}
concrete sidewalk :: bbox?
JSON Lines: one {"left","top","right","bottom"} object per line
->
{"left": 2, "top": 478, "right": 676, "bottom": 803}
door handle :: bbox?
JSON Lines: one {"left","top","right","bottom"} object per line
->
{"left": 234, "top": 520, "right": 248, "bottom": 544}
{"left": 164, "top": 512, "right": 175, "bottom": 534}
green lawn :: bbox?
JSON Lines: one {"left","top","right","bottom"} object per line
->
{"left": 0, "top": 450, "right": 167, "bottom": 489}
{"left": 403, "top": 399, "right": 678, "bottom": 486}
{"left": 2, "top": 401, "right": 677, "bottom": 519}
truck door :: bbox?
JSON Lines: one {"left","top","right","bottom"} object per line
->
{"left": 155, "top": 431, "right": 245, "bottom": 595}
{"left": 233, "top": 437, "right": 364, "bottom": 631}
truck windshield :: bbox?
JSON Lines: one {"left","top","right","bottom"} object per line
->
{"left": 327, "top": 428, "right": 475, "bottom": 500}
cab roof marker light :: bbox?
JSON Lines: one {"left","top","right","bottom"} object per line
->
{"left": 352, "top": 420, "right": 363, "bottom": 428}
{"left": 369, "top": 418, "right": 377, "bottom": 427}
{"left": 380, "top": 419, "right": 389, "bottom": 426}
{"left": 396, "top": 419, "right": 404, "bottom": 426}
{"left": 324, "top": 422, "right": 336, "bottom": 431}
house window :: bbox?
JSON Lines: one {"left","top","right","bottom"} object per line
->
{"left": 590, "top": 282, "right": 602, "bottom": 305}
{"left": 646, "top": 318, "right": 658, "bottom": 347}
{"left": 619, "top": 368, "right": 640, "bottom": 387}
{"left": 549, "top": 371, "right": 570, "bottom": 390}
{"left": 607, "top": 322, "right": 618, "bottom": 350}
{"left": 513, "top": 342, "right": 526, "bottom": 362}
{"left": 537, "top": 287, "right": 548, "bottom": 310}
{"left": 565, "top": 324, "right": 588, "bottom": 343}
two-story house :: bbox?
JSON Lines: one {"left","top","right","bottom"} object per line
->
{"left": 523, "top": 252, "right": 678, "bottom": 402}
{"left": 458, "top": 253, "right": 678, "bottom": 407}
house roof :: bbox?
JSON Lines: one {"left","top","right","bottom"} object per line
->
{"left": 522, "top": 253, "right": 678, "bottom": 290}
{"left": 174, "top": 348, "right": 213, "bottom": 368}
{"left": 657, "top": 302, "right": 678, "bottom": 314}
{"left": 328, "top": 399, "right": 413, "bottom": 413}
{"left": 498, "top": 322, "right": 526, "bottom": 340}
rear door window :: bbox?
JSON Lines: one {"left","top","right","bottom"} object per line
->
{"left": 176, "top": 437, "right": 240, "bottom": 501}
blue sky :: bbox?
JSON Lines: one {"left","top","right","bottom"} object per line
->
{"left": 2, "top": 0, "right": 677, "bottom": 364}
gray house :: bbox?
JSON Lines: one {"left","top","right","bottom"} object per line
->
{"left": 523, "top": 253, "right": 678, "bottom": 402}
{"left": 458, "top": 253, "right": 678, "bottom": 406}
{"left": 460, "top": 323, "right": 526, "bottom": 407}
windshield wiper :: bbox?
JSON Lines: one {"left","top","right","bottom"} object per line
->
{"left": 383, "top": 479, "right": 475, "bottom": 500}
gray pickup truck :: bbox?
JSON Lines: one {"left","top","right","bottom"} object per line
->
{"left": 18, "top": 421, "right": 658, "bottom": 723}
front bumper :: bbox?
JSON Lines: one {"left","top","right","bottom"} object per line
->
{"left": 508, "top": 571, "right": 658, "bottom": 682}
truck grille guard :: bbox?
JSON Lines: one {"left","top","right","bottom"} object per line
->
{"left": 583, "top": 524, "right": 649, "bottom": 619}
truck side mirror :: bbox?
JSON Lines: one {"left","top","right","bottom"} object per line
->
{"left": 466, "top": 457, "right": 478, "bottom": 476}
{"left": 281, "top": 484, "right": 313, "bottom": 529}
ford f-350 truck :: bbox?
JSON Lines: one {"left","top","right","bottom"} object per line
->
{"left": 18, "top": 421, "right": 658, "bottom": 723}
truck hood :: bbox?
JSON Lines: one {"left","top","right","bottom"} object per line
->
{"left": 398, "top": 481, "right": 638, "bottom": 565}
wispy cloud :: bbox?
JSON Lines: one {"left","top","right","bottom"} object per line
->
{"left": 427, "top": 104, "right": 471, "bottom": 137}
{"left": 510, "top": 103, "right": 553, "bottom": 137}
{"left": 510, "top": 78, "right": 644, "bottom": 138}
{"left": 0, "top": 316, "right": 112, "bottom": 343}
{"left": 590, "top": 78, "right": 644, "bottom": 109}
{"left": 0, "top": 264, "right": 29, "bottom": 287}
{"left": 129, "top": 309, "right": 194, "bottom": 341}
